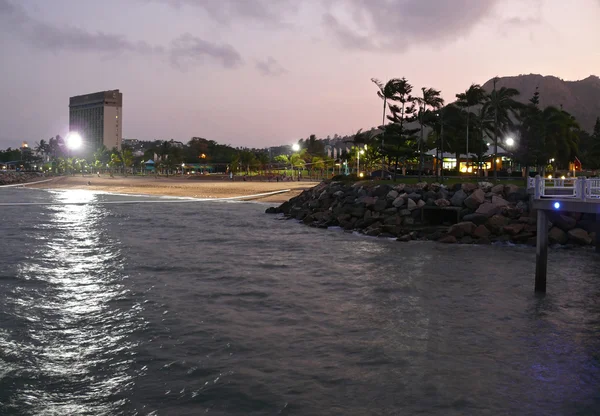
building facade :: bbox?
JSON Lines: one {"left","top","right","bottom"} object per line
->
{"left": 69, "top": 90, "right": 122, "bottom": 153}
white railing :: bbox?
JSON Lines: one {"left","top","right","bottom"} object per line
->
{"left": 528, "top": 176, "right": 600, "bottom": 200}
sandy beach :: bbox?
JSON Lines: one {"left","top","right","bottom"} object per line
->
{"left": 26, "top": 175, "right": 312, "bottom": 203}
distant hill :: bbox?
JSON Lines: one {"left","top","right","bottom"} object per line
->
{"left": 481, "top": 74, "right": 600, "bottom": 132}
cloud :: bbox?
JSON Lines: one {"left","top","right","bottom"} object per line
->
{"left": 0, "top": 0, "right": 241, "bottom": 69}
{"left": 255, "top": 57, "right": 287, "bottom": 77}
{"left": 145, "top": 0, "right": 299, "bottom": 26}
{"left": 170, "top": 33, "right": 242, "bottom": 69}
{"left": 322, "top": 0, "right": 501, "bottom": 51}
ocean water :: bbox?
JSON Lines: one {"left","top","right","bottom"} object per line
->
{"left": 0, "top": 188, "right": 599, "bottom": 416}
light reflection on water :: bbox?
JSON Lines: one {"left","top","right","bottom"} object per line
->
{"left": 0, "top": 188, "right": 599, "bottom": 415}
{"left": 1, "top": 190, "right": 140, "bottom": 415}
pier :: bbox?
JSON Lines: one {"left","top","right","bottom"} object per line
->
{"left": 528, "top": 176, "right": 600, "bottom": 292}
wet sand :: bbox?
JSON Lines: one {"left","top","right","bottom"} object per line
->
{"left": 27, "top": 175, "right": 312, "bottom": 203}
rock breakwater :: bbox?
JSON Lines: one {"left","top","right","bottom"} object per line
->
{"left": 0, "top": 172, "right": 42, "bottom": 186}
{"left": 266, "top": 180, "right": 598, "bottom": 247}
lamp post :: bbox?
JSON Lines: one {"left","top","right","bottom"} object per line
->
{"left": 65, "top": 132, "right": 82, "bottom": 175}
{"left": 357, "top": 147, "right": 365, "bottom": 177}
{"left": 291, "top": 143, "right": 300, "bottom": 180}
{"left": 181, "top": 162, "right": 185, "bottom": 176}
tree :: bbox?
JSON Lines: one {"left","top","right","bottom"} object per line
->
{"left": 455, "top": 84, "right": 487, "bottom": 171}
{"left": 108, "top": 152, "right": 122, "bottom": 175}
{"left": 239, "top": 150, "right": 257, "bottom": 174}
{"left": 35, "top": 139, "right": 50, "bottom": 160}
{"left": 416, "top": 87, "right": 444, "bottom": 179}
{"left": 311, "top": 156, "right": 325, "bottom": 179}
{"left": 303, "top": 134, "right": 325, "bottom": 156}
{"left": 440, "top": 104, "right": 487, "bottom": 173}
{"left": 582, "top": 117, "right": 600, "bottom": 170}
{"left": 75, "top": 158, "right": 87, "bottom": 176}
{"left": 94, "top": 145, "right": 110, "bottom": 173}
{"left": 121, "top": 148, "right": 134, "bottom": 176}
{"left": 382, "top": 82, "right": 419, "bottom": 181}
{"left": 371, "top": 77, "right": 408, "bottom": 170}
{"left": 487, "top": 78, "right": 523, "bottom": 180}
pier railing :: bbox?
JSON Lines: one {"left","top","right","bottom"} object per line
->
{"left": 528, "top": 176, "right": 600, "bottom": 200}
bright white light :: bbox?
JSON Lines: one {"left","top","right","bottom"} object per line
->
{"left": 66, "top": 132, "right": 82, "bottom": 150}
{"left": 554, "top": 202, "right": 560, "bottom": 209}
{"left": 505, "top": 138, "right": 515, "bottom": 147}
{"left": 359, "top": 150, "right": 365, "bottom": 155}
{"left": 292, "top": 144, "right": 300, "bottom": 152}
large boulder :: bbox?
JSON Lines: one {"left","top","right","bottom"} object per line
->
{"left": 448, "top": 221, "right": 477, "bottom": 238}
{"left": 371, "top": 185, "right": 391, "bottom": 198}
{"left": 487, "top": 215, "right": 510, "bottom": 234}
{"left": 554, "top": 215, "right": 577, "bottom": 232}
{"left": 394, "top": 184, "right": 406, "bottom": 192}
{"left": 475, "top": 202, "right": 499, "bottom": 217}
{"left": 462, "top": 183, "right": 478, "bottom": 192}
{"left": 548, "top": 227, "right": 568, "bottom": 245}
{"left": 491, "top": 184, "right": 505, "bottom": 194}
{"left": 392, "top": 196, "right": 406, "bottom": 208}
{"left": 373, "top": 199, "right": 388, "bottom": 212}
{"left": 568, "top": 228, "right": 592, "bottom": 245}
{"left": 362, "top": 196, "right": 377, "bottom": 208}
{"left": 473, "top": 225, "right": 491, "bottom": 239}
{"left": 407, "top": 198, "right": 417, "bottom": 211}
{"left": 478, "top": 181, "right": 494, "bottom": 192}
{"left": 492, "top": 196, "right": 509, "bottom": 208}
{"left": 502, "top": 223, "right": 524, "bottom": 236}
{"left": 407, "top": 192, "right": 422, "bottom": 201}
{"left": 451, "top": 190, "right": 468, "bottom": 207}
{"left": 438, "top": 235, "right": 458, "bottom": 244}
{"left": 387, "top": 190, "right": 399, "bottom": 200}
{"left": 399, "top": 209, "right": 411, "bottom": 217}
{"left": 435, "top": 198, "right": 450, "bottom": 207}
{"left": 415, "top": 182, "right": 429, "bottom": 191}
{"left": 462, "top": 213, "right": 489, "bottom": 226}
{"left": 464, "top": 189, "right": 486, "bottom": 210}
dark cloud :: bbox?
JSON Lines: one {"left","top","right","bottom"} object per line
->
{"left": 256, "top": 57, "right": 287, "bottom": 77}
{"left": 0, "top": 0, "right": 241, "bottom": 69}
{"left": 322, "top": 0, "right": 501, "bottom": 51}
{"left": 170, "top": 34, "right": 242, "bottom": 69}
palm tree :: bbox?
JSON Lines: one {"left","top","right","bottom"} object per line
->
{"left": 311, "top": 156, "right": 325, "bottom": 179}
{"left": 416, "top": 87, "right": 445, "bottom": 180}
{"left": 455, "top": 84, "right": 487, "bottom": 172}
{"left": 121, "top": 148, "right": 134, "bottom": 176}
{"left": 542, "top": 107, "right": 580, "bottom": 170}
{"left": 371, "top": 78, "right": 408, "bottom": 171}
{"left": 75, "top": 158, "right": 87, "bottom": 176}
{"left": 487, "top": 78, "right": 522, "bottom": 180}
{"left": 35, "top": 139, "right": 50, "bottom": 161}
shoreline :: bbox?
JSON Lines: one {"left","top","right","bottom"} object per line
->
{"left": 20, "top": 175, "right": 312, "bottom": 203}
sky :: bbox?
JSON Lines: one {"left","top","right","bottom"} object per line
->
{"left": 0, "top": 0, "right": 599, "bottom": 149}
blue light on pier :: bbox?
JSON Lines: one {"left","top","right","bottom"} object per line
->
{"left": 553, "top": 202, "right": 561, "bottom": 209}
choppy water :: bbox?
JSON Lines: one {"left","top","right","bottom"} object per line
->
{"left": 1, "top": 188, "right": 599, "bottom": 415}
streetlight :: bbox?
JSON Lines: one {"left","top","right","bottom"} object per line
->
{"left": 357, "top": 148, "right": 365, "bottom": 177}
{"left": 65, "top": 132, "right": 82, "bottom": 151}
{"left": 291, "top": 143, "right": 300, "bottom": 180}
{"left": 505, "top": 137, "right": 515, "bottom": 147}
{"left": 181, "top": 162, "right": 185, "bottom": 176}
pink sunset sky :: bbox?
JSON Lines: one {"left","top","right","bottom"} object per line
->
{"left": 0, "top": 0, "right": 598, "bottom": 148}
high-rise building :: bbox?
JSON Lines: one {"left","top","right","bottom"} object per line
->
{"left": 69, "top": 90, "right": 122, "bottom": 153}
